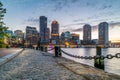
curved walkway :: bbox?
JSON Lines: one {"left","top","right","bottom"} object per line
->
{"left": 0, "top": 49, "right": 120, "bottom": 80}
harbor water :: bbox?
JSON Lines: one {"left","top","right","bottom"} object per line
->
{"left": 49, "top": 48, "right": 120, "bottom": 75}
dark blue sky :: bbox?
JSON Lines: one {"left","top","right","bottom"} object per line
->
{"left": 1, "top": 0, "right": 120, "bottom": 41}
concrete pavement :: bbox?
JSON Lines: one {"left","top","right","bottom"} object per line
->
{"left": 0, "top": 48, "right": 24, "bottom": 66}
{"left": 0, "top": 49, "right": 120, "bottom": 80}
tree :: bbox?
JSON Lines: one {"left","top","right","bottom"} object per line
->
{"left": 0, "top": 1, "right": 9, "bottom": 48}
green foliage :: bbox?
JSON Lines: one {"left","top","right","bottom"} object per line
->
{"left": 0, "top": 43, "right": 7, "bottom": 48}
{"left": 0, "top": 1, "right": 8, "bottom": 48}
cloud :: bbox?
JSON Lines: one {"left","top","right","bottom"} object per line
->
{"left": 52, "top": 0, "right": 69, "bottom": 11}
{"left": 51, "top": 0, "right": 80, "bottom": 12}
{"left": 70, "top": 21, "right": 120, "bottom": 33}
{"left": 71, "top": 0, "right": 79, "bottom": 3}
{"left": 62, "top": 22, "right": 86, "bottom": 28}
{"left": 73, "top": 19, "right": 84, "bottom": 22}
{"left": 71, "top": 25, "right": 97, "bottom": 32}
{"left": 27, "top": 17, "right": 39, "bottom": 22}
{"left": 99, "top": 4, "right": 112, "bottom": 10}
{"left": 21, "top": 17, "right": 39, "bottom": 28}
{"left": 71, "top": 28, "right": 83, "bottom": 32}
{"left": 109, "top": 22, "right": 120, "bottom": 29}
{"left": 53, "top": 2, "right": 63, "bottom": 11}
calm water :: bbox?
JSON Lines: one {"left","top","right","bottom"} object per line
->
{"left": 49, "top": 48, "right": 120, "bottom": 75}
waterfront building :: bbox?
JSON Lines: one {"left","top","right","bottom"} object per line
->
{"left": 39, "top": 16, "right": 47, "bottom": 42}
{"left": 26, "top": 26, "right": 37, "bottom": 39}
{"left": 83, "top": 24, "right": 91, "bottom": 44}
{"left": 26, "top": 26, "right": 38, "bottom": 47}
{"left": 60, "top": 32, "right": 65, "bottom": 44}
{"left": 51, "top": 20, "right": 59, "bottom": 44}
{"left": 14, "top": 30, "right": 24, "bottom": 44}
{"left": 71, "top": 33, "right": 80, "bottom": 45}
{"left": 5, "top": 30, "right": 15, "bottom": 37}
{"left": 64, "top": 31, "right": 71, "bottom": 40}
{"left": 83, "top": 24, "right": 91, "bottom": 41}
{"left": 98, "top": 22, "right": 109, "bottom": 47}
{"left": 61, "top": 32, "right": 65, "bottom": 40}
{"left": 5, "top": 30, "right": 15, "bottom": 46}
{"left": 45, "top": 28, "right": 50, "bottom": 42}
{"left": 92, "top": 39, "right": 98, "bottom": 45}
{"left": 60, "top": 31, "right": 71, "bottom": 44}
{"left": 71, "top": 33, "right": 79, "bottom": 41}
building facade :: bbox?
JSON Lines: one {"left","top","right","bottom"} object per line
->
{"left": 51, "top": 20, "right": 59, "bottom": 44}
{"left": 83, "top": 24, "right": 91, "bottom": 41}
{"left": 5, "top": 30, "right": 15, "bottom": 46}
{"left": 71, "top": 33, "right": 80, "bottom": 45}
{"left": 98, "top": 22, "right": 109, "bottom": 47}
{"left": 39, "top": 16, "right": 47, "bottom": 42}
{"left": 71, "top": 33, "right": 79, "bottom": 41}
{"left": 64, "top": 31, "right": 71, "bottom": 40}
{"left": 26, "top": 26, "right": 38, "bottom": 47}
{"left": 14, "top": 30, "right": 24, "bottom": 44}
{"left": 45, "top": 28, "right": 50, "bottom": 42}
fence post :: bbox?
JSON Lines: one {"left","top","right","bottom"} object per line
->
{"left": 94, "top": 46, "right": 104, "bottom": 70}
{"left": 44, "top": 47, "right": 47, "bottom": 52}
{"left": 40, "top": 46, "right": 43, "bottom": 51}
{"left": 55, "top": 46, "right": 61, "bottom": 57}
{"left": 36, "top": 46, "right": 38, "bottom": 50}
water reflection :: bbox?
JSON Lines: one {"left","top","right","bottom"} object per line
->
{"left": 102, "top": 48, "right": 120, "bottom": 75}
{"left": 48, "top": 48, "right": 120, "bottom": 75}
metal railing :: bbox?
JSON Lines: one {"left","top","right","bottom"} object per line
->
{"left": 60, "top": 49, "right": 120, "bottom": 59}
{"left": 47, "top": 47, "right": 55, "bottom": 51}
{"left": 36, "top": 46, "right": 120, "bottom": 70}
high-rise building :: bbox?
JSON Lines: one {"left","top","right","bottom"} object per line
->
{"left": 39, "top": 16, "right": 47, "bottom": 42}
{"left": 98, "top": 22, "right": 109, "bottom": 47}
{"left": 14, "top": 30, "right": 24, "bottom": 44}
{"left": 51, "top": 20, "right": 59, "bottom": 44}
{"left": 45, "top": 28, "right": 50, "bottom": 42}
{"left": 83, "top": 24, "right": 91, "bottom": 41}
{"left": 26, "top": 26, "right": 38, "bottom": 46}
{"left": 26, "top": 26, "right": 37, "bottom": 39}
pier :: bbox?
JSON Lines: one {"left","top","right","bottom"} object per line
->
{"left": 0, "top": 48, "right": 120, "bottom": 80}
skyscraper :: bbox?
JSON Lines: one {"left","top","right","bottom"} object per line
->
{"left": 83, "top": 24, "right": 91, "bottom": 41}
{"left": 45, "top": 28, "right": 50, "bottom": 42}
{"left": 26, "top": 26, "right": 38, "bottom": 46}
{"left": 26, "top": 26, "right": 37, "bottom": 39}
{"left": 98, "top": 22, "right": 109, "bottom": 47}
{"left": 39, "top": 16, "right": 47, "bottom": 42}
{"left": 51, "top": 20, "right": 59, "bottom": 44}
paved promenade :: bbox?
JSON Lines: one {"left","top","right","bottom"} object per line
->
{"left": 0, "top": 49, "right": 120, "bottom": 80}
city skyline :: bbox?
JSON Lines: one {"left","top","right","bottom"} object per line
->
{"left": 1, "top": 0, "right": 120, "bottom": 41}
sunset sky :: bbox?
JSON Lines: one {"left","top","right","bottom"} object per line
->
{"left": 1, "top": 0, "right": 120, "bottom": 41}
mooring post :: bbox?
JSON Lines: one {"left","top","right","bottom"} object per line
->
{"left": 44, "top": 47, "right": 47, "bottom": 52}
{"left": 94, "top": 46, "right": 104, "bottom": 70}
{"left": 55, "top": 46, "right": 61, "bottom": 57}
{"left": 41, "top": 46, "right": 43, "bottom": 51}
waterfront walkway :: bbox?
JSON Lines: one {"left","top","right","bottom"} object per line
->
{"left": 0, "top": 49, "right": 120, "bottom": 80}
